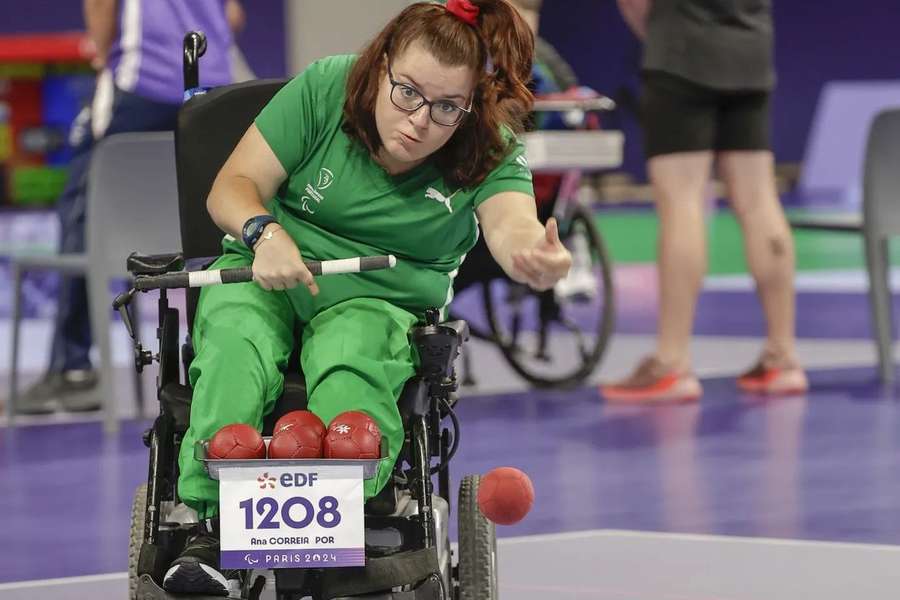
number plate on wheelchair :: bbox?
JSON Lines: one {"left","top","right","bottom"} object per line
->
{"left": 218, "top": 465, "right": 365, "bottom": 569}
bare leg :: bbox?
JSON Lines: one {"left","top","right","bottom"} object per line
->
{"left": 719, "top": 151, "right": 799, "bottom": 364}
{"left": 649, "top": 151, "right": 715, "bottom": 370}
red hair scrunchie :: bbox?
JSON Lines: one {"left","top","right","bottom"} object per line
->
{"left": 446, "top": 0, "right": 479, "bottom": 27}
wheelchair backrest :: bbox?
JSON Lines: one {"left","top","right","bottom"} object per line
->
{"left": 175, "top": 78, "right": 288, "bottom": 328}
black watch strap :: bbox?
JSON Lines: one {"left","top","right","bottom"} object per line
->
{"left": 242, "top": 215, "right": 278, "bottom": 248}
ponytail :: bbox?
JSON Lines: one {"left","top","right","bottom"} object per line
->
{"left": 469, "top": 0, "right": 535, "bottom": 129}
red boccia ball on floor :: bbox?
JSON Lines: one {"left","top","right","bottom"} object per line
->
{"left": 476, "top": 467, "right": 534, "bottom": 526}
{"left": 207, "top": 423, "right": 267, "bottom": 459}
{"left": 323, "top": 410, "right": 382, "bottom": 459}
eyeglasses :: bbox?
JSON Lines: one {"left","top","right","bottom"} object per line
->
{"left": 387, "top": 63, "right": 472, "bottom": 127}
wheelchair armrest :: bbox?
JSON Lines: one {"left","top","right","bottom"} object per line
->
{"left": 127, "top": 252, "right": 185, "bottom": 276}
{"left": 410, "top": 319, "right": 468, "bottom": 383}
{"left": 438, "top": 319, "right": 469, "bottom": 344}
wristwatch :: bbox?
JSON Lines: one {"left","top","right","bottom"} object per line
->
{"left": 242, "top": 215, "right": 278, "bottom": 249}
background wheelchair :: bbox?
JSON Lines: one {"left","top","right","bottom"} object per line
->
{"left": 116, "top": 32, "right": 497, "bottom": 600}
{"left": 452, "top": 91, "right": 621, "bottom": 389}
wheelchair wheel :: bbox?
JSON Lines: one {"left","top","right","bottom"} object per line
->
{"left": 483, "top": 203, "right": 615, "bottom": 388}
{"left": 457, "top": 475, "right": 498, "bottom": 600}
{"left": 128, "top": 483, "right": 147, "bottom": 600}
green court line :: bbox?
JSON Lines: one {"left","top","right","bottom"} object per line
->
{"left": 595, "top": 210, "right": 874, "bottom": 275}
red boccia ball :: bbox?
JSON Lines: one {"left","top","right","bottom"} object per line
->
{"left": 476, "top": 467, "right": 534, "bottom": 526}
{"left": 268, "top": 421, "right": 325, "bottom": 459}
{"left": 207, "top": 423, "right": 266, "bottom": 459}
{"left": 273, "top": 410, "right": 326, "bottom": 439}
{"left": 323, "top": 410, "right": 382, "bottom": 459}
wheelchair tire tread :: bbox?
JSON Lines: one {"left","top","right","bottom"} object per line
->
{"left": 457, "top": 475, "right": 498, "bottom": 600}
{"left": 128, "top": 483, "right": 148, "bottom": 600}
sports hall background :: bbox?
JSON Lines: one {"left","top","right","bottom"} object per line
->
{"left": 2, "top": 1, "right": 900, "bottom": 598}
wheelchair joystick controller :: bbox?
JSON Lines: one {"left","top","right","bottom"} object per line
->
{"left": 112, "top": 289, "right": 136, "bottom": 339}
{"left": 113, "top": 289, "right": 155, "bottom": 373}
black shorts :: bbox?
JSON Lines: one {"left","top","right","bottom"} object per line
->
{"left": 640, "top": 70, "right": 771, "bottom": 158}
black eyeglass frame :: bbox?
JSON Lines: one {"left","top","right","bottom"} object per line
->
{"left": 386, "top": 62, "right": 473, "bottom": 127}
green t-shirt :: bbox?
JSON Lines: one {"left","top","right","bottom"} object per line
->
{"left": 225, "top": 54, "right": 534, "bottom": 319}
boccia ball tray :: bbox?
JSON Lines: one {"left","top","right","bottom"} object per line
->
{"left": 195, "top": 438, "right": 390, "bottom": 480}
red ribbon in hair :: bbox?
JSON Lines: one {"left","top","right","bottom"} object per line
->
{"left": 446, "top": 0, "right": 479, "bottom": 26}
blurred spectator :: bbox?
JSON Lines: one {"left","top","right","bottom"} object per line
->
{"left": 19, "top": 0, "right": 245, "bottom": 414}
{"left": 602, "top": 0, "right": 807, "bottom": 403}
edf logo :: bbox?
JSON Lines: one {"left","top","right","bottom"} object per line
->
{"left": 257, "top": 473, "right": 276, "bottom": 489}
{"left": 280, "top": 472, "right": 319, "bottom": 487}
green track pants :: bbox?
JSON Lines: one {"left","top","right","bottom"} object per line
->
{"left": 177, "top": 254, "right": 417, "bottom": 519}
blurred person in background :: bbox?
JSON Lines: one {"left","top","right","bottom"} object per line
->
{"left": 19, "top": 0, "right": 246, "bottom": 414}
{"left": 602, "top": 0, "right": 807, "bottom": 403}
{"left": 508, "top": 0, "right": 578, "bottom": 95}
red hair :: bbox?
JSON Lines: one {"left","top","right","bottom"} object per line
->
{"left": 342, "top": 1, "right": 534, "bottom": 188}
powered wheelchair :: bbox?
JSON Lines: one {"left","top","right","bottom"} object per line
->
{"left": 116, "top": 33, "right": 496, "bottom": 600}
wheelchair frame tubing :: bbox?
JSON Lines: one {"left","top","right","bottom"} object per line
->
{"left": 430, "top": 394, "right": 453, "bottom": 509}
{"left": 411, "top": 416, "right": 435, "bottom": 548}
{"left": 146, "top": 291, "right": 181, "bottom": 545}
{"left": 438, "top": 427, "right": 451, "bottom": 510}
{"left": 145, "top": 414, "right": 174, "bottom": 545}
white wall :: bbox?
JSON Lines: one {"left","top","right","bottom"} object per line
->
{"left": 285, "top": 0, "right": 414, "bottom": 75}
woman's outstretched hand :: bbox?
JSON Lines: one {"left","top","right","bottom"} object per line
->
{"left": 510, "top": 217, "right": 572, "bottom": 291}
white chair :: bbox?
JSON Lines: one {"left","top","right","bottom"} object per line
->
{"left": 798, "top": 80, "right": 900, "bottom": 207}
{"left": 8, "top": 132, "right": 181, "bottom": 431}
{"left": 862, "top": 108, "right": 900, "bottom": 383}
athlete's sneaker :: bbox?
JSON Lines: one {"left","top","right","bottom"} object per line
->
{"left": 163, "top": 532, "right": 241, "bottom": 597}
{"left": 600, "top": 356, "right": 702, "bottom": 404}
{"left": 737, "top": 353, "right": 808, "bottom": 395}
{"left": 16, "top": 369, "right": 99, "bottom": 414}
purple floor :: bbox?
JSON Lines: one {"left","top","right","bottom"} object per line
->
{"left": 3, "top": 366, "right": 900, "bottom": 583}
{"left": 623, "top": 290, "right": 883, "bottom": 340}
{"left": 3, "top": 219, "right": 898, "bottom": 586}
{"left": 452, "top": 274, "right": 885, "bottom": 341}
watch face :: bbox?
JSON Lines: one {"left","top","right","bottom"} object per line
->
{"left": 245, "top": 220, "right": 261, "bottom": 237}
{"left": 244, "top": 216, "right": 275, "bottom": 247}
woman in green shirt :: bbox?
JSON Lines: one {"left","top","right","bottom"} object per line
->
{"left": 164, "top": 1, "right": 571, "bottom": 594}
